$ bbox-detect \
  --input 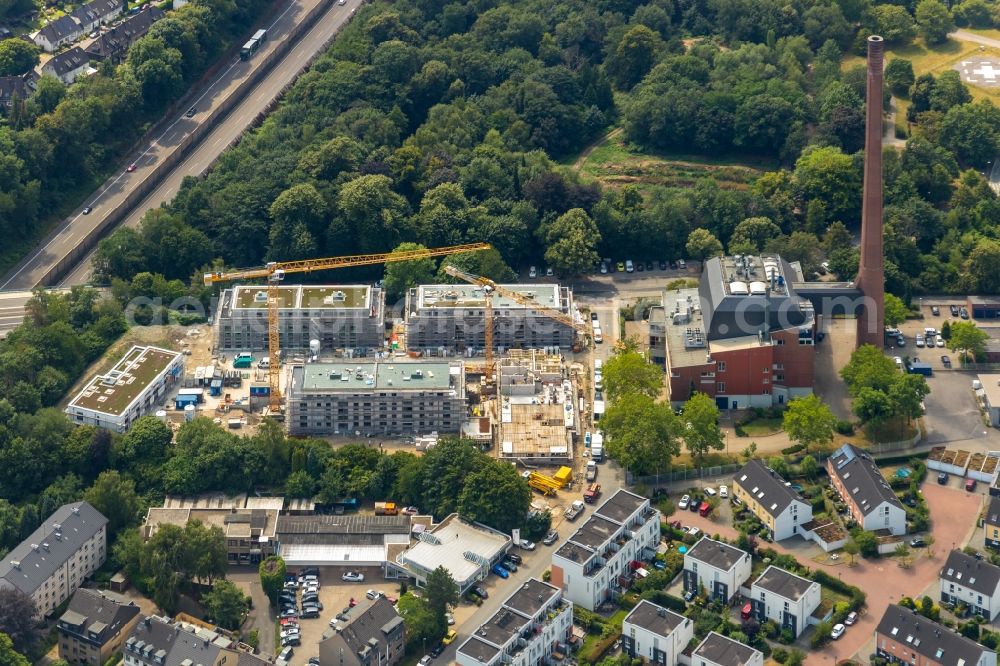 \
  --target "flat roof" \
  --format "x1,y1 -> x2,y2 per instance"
503,579 -> 560,618
567,514 -> 620,550
232,284 -> 372,310
400,514 -> 509,585
457,637 -> 502,664
752,565 -> 816,602
68,345 -> 180,416
416,283 -> 561,310
293,361 -> 460,392
473,608 -> 523,647
979,374 -> 1000,408
594,489 -> 647,524
624,600 -> 688,638
686,537 -> 748,572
